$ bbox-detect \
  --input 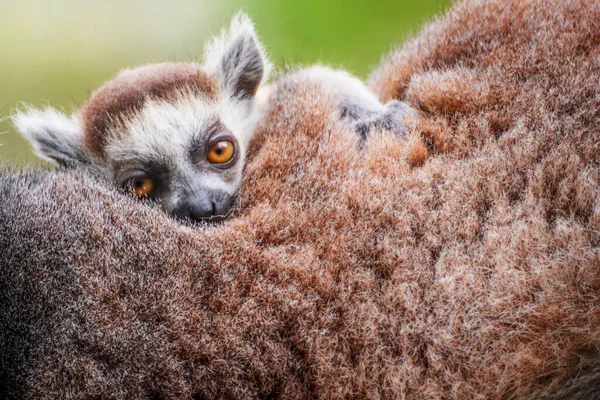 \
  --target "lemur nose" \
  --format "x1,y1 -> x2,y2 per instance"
173,190 -> 235,223
190,201 -> 216,221
174,199 -> 215,222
